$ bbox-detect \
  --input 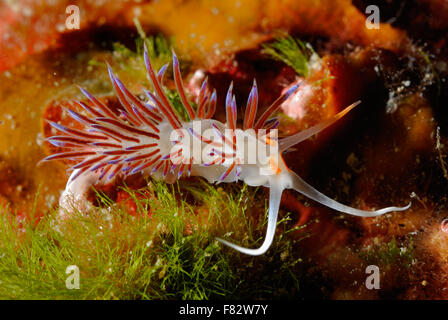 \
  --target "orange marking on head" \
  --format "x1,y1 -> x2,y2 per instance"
265,137 -> 275,146
279,154 -> 292,172
269,156 -> 282,175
